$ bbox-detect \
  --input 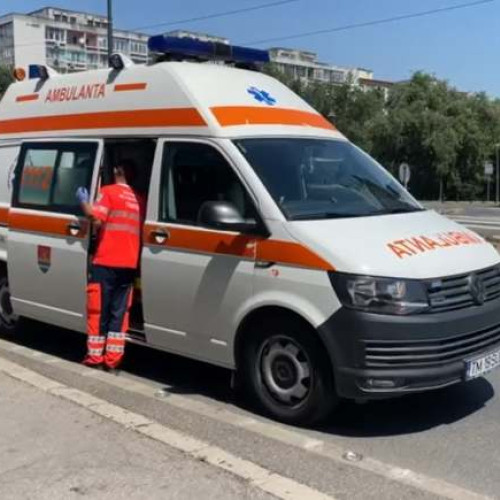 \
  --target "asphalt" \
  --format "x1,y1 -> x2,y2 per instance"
0,371 -> 273,500
1,321 -> 499,499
